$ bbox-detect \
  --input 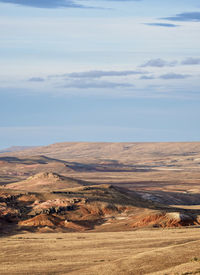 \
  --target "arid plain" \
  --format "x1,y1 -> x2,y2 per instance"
1,142 -> 200,274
